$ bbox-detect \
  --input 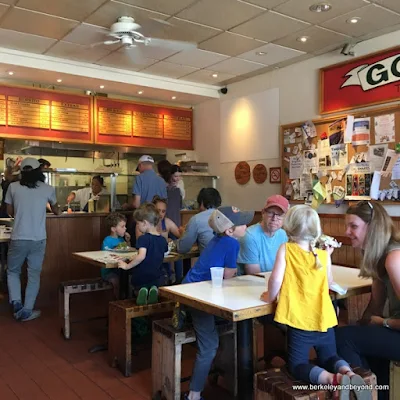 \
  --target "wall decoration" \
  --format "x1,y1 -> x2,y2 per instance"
235,161 -> 251,185
270,167 -> 281,184
252,164 -> 267,184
